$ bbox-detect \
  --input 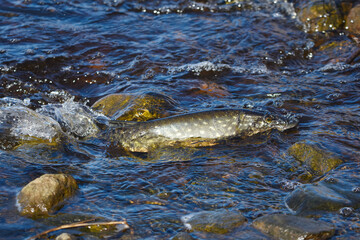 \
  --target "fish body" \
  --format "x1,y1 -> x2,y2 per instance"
108,109 -> 298,152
